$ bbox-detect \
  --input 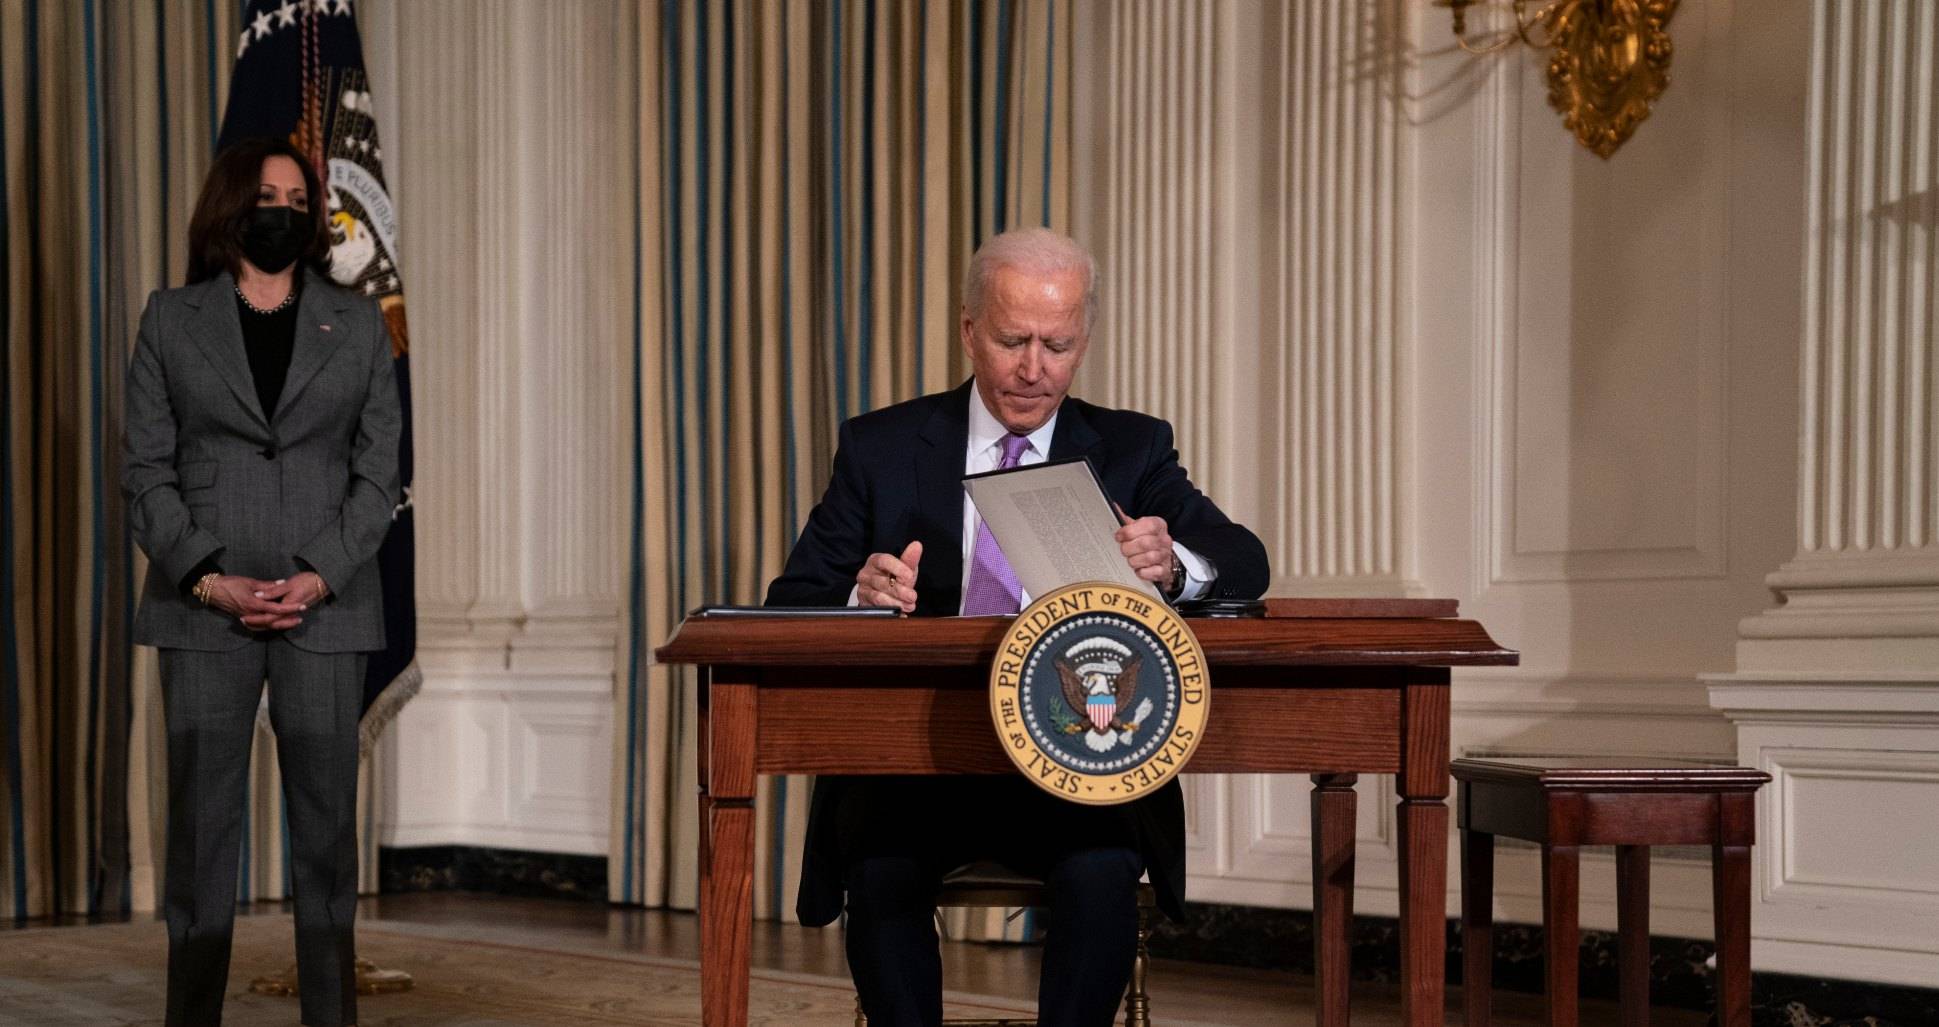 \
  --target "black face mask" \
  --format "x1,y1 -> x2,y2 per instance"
239,205 -> 310,275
